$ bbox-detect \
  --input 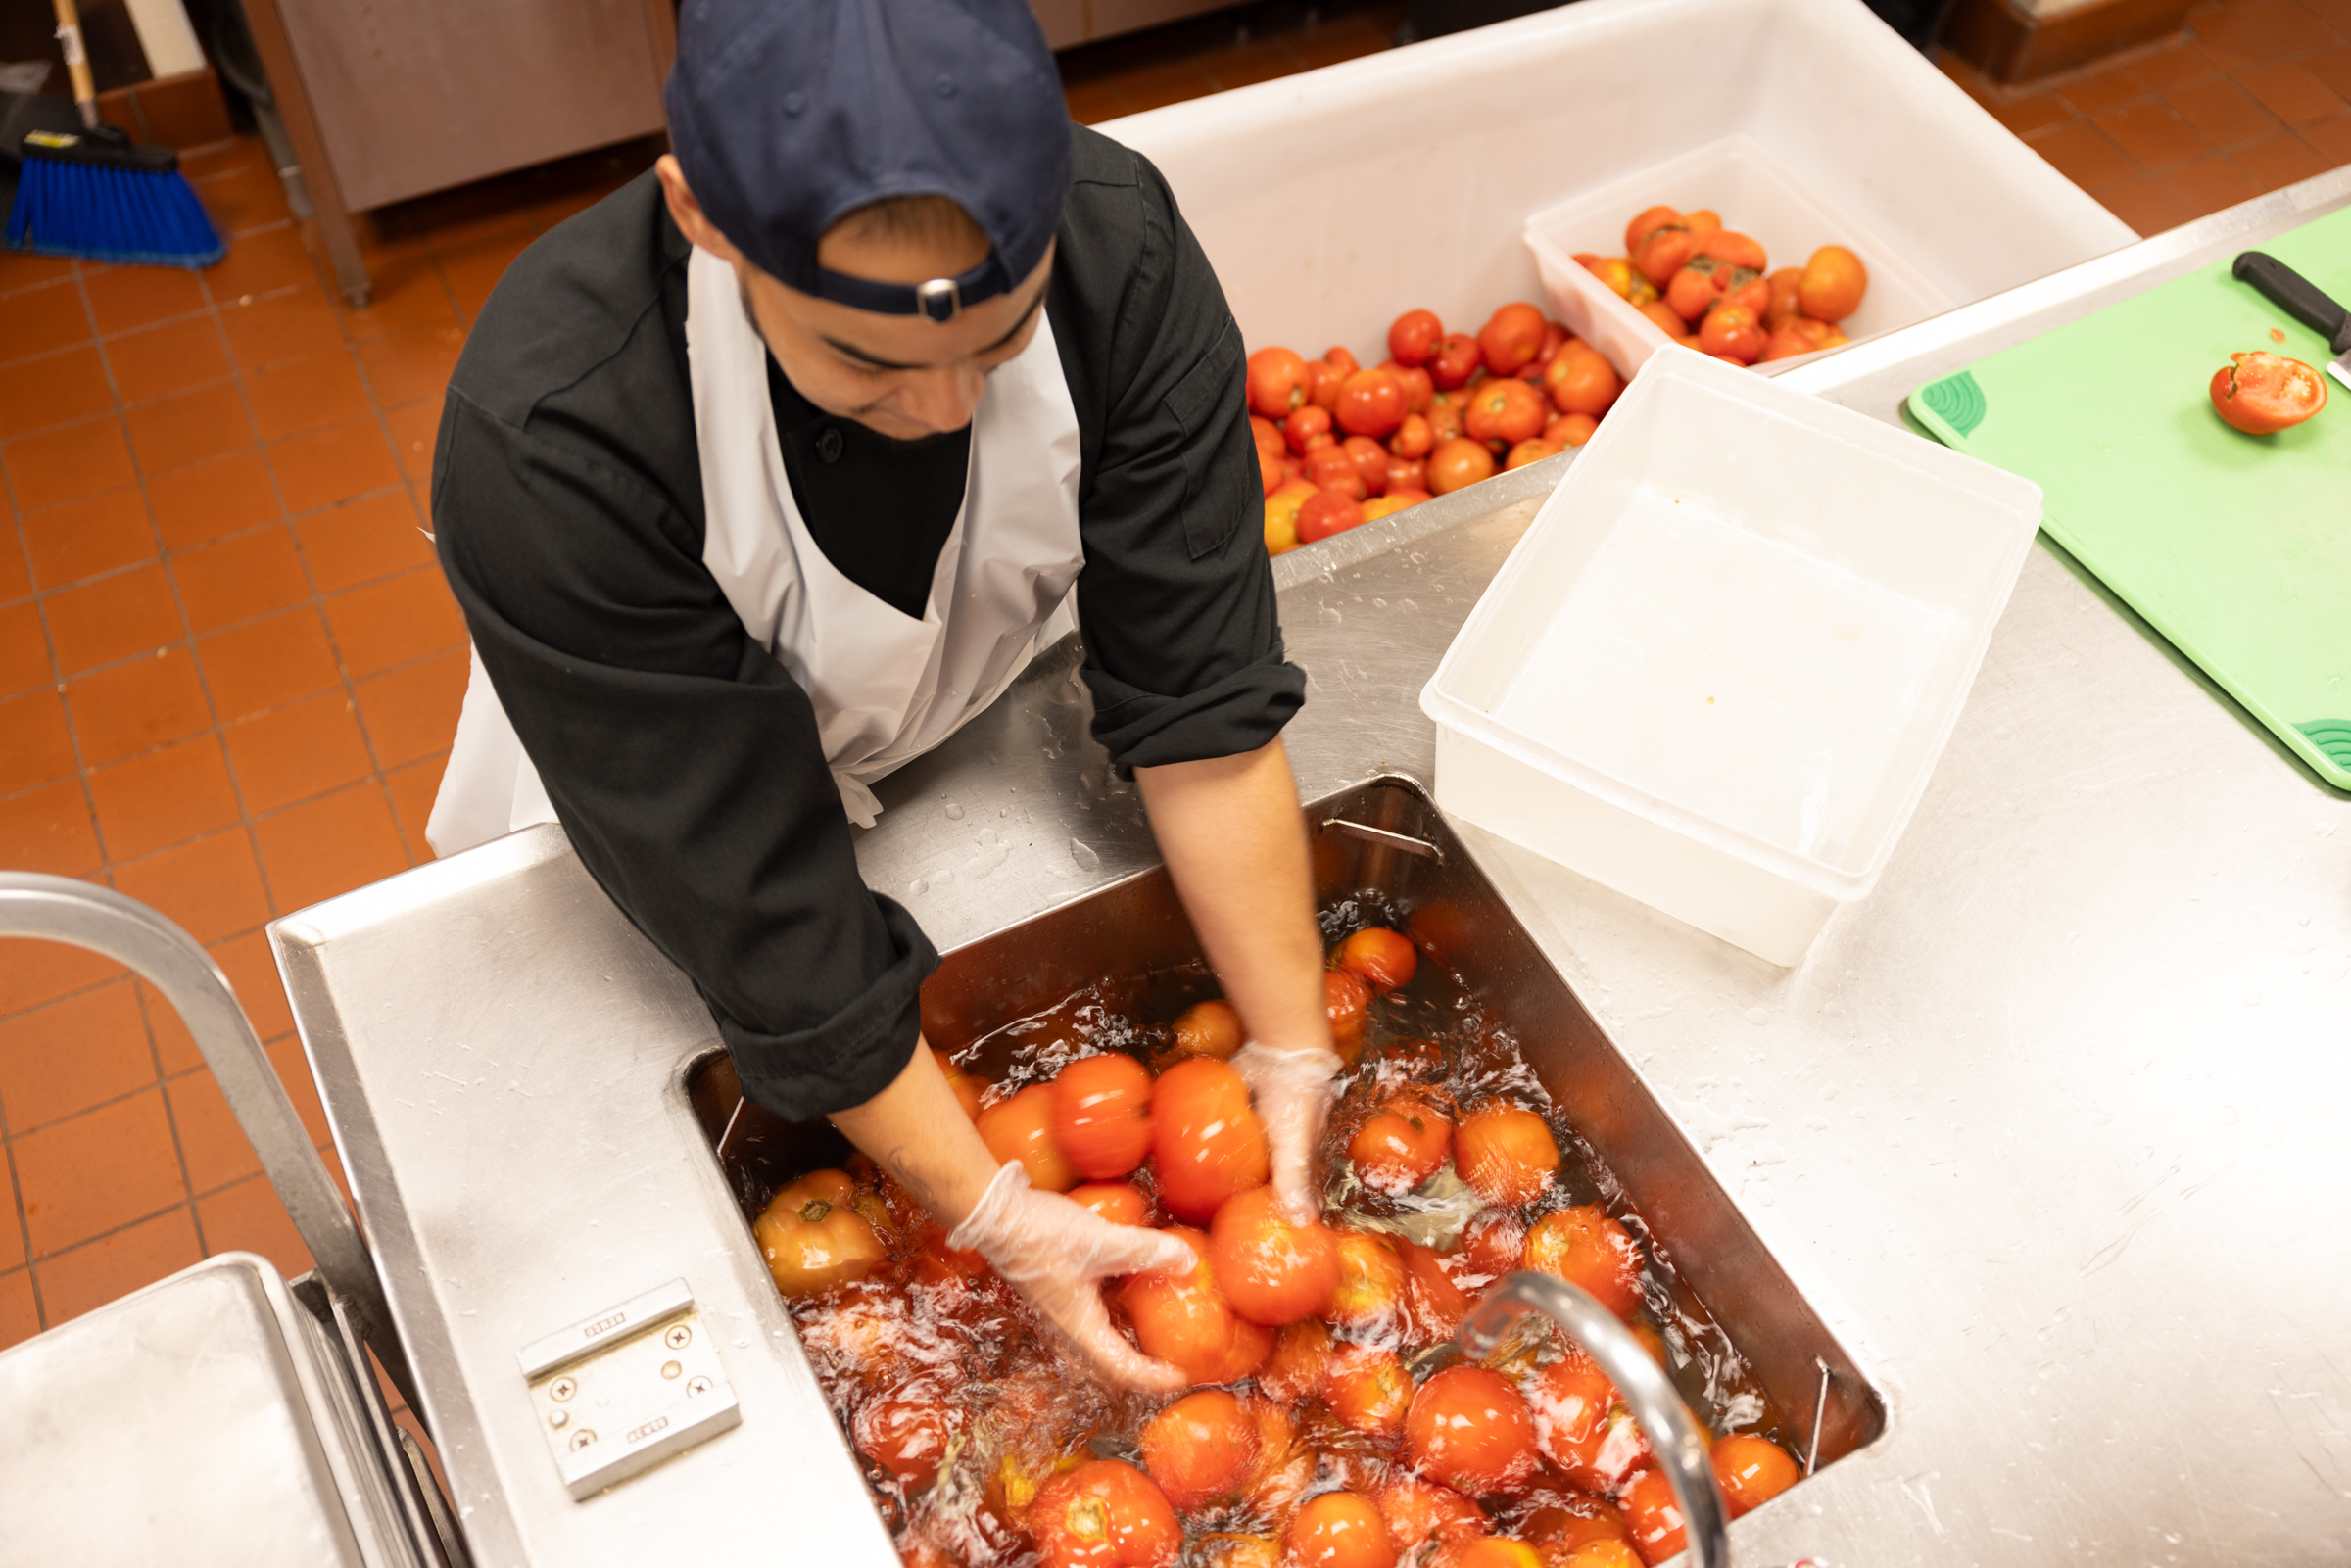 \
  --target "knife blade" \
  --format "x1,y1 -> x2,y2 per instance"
2231,250 -> 2351,395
